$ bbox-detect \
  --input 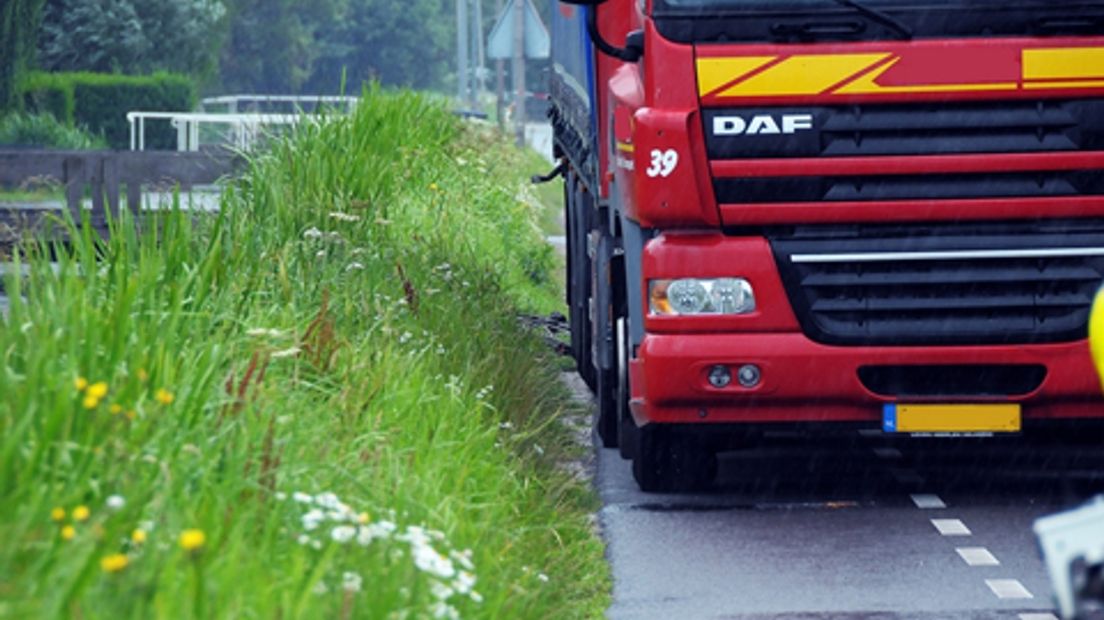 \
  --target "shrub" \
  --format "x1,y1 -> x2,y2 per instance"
21,72 -> 195,149
0,112 -> 106,149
